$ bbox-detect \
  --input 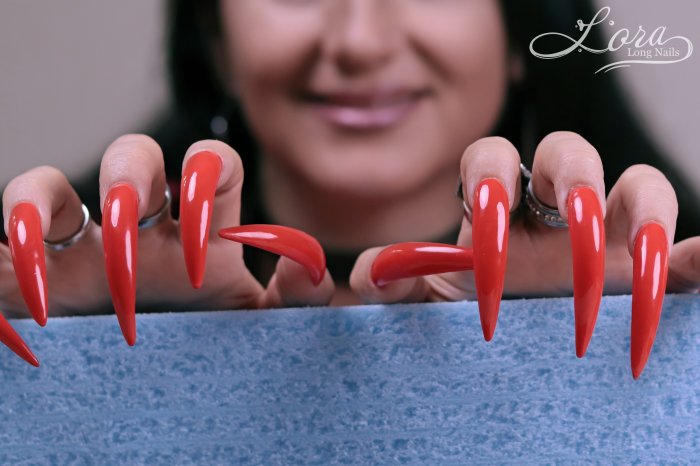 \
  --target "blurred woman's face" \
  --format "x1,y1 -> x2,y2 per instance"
221,0 -> 508,198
